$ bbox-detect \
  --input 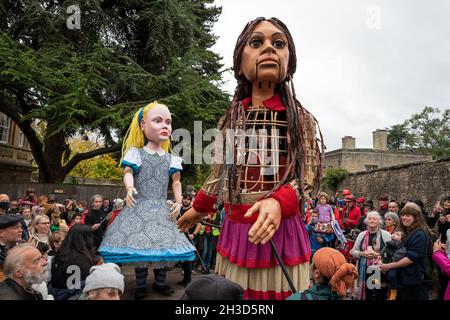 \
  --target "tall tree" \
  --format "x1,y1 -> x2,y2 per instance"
386,106 -> 450,159
0,0 -> 229,182
387,123 -> 409,150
